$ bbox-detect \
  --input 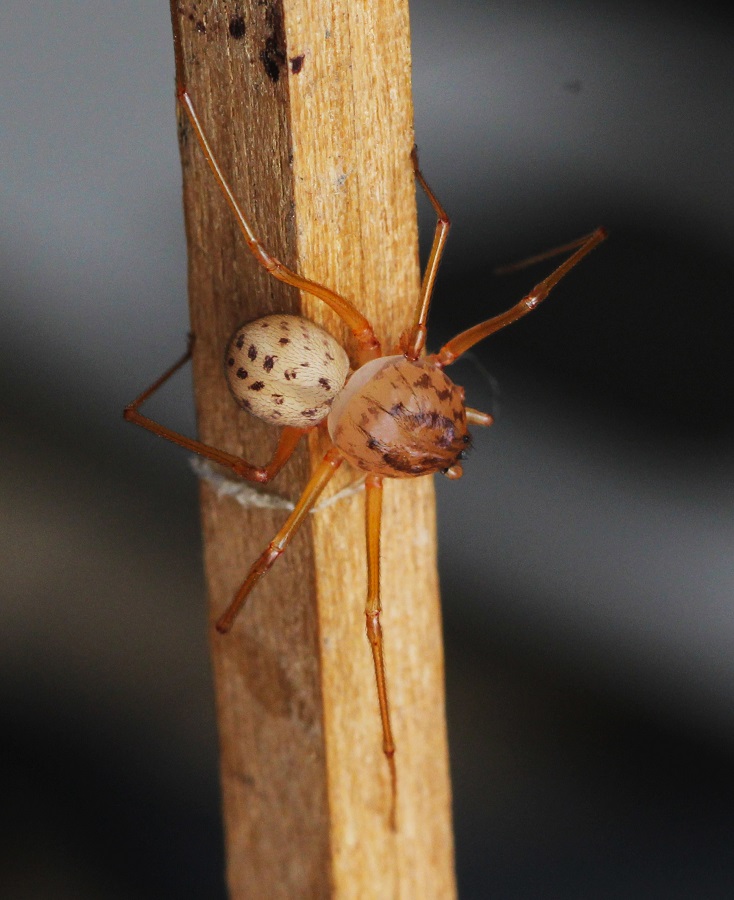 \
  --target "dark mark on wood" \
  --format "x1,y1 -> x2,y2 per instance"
260,4 -> 286,82
228,15 -> 245,39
